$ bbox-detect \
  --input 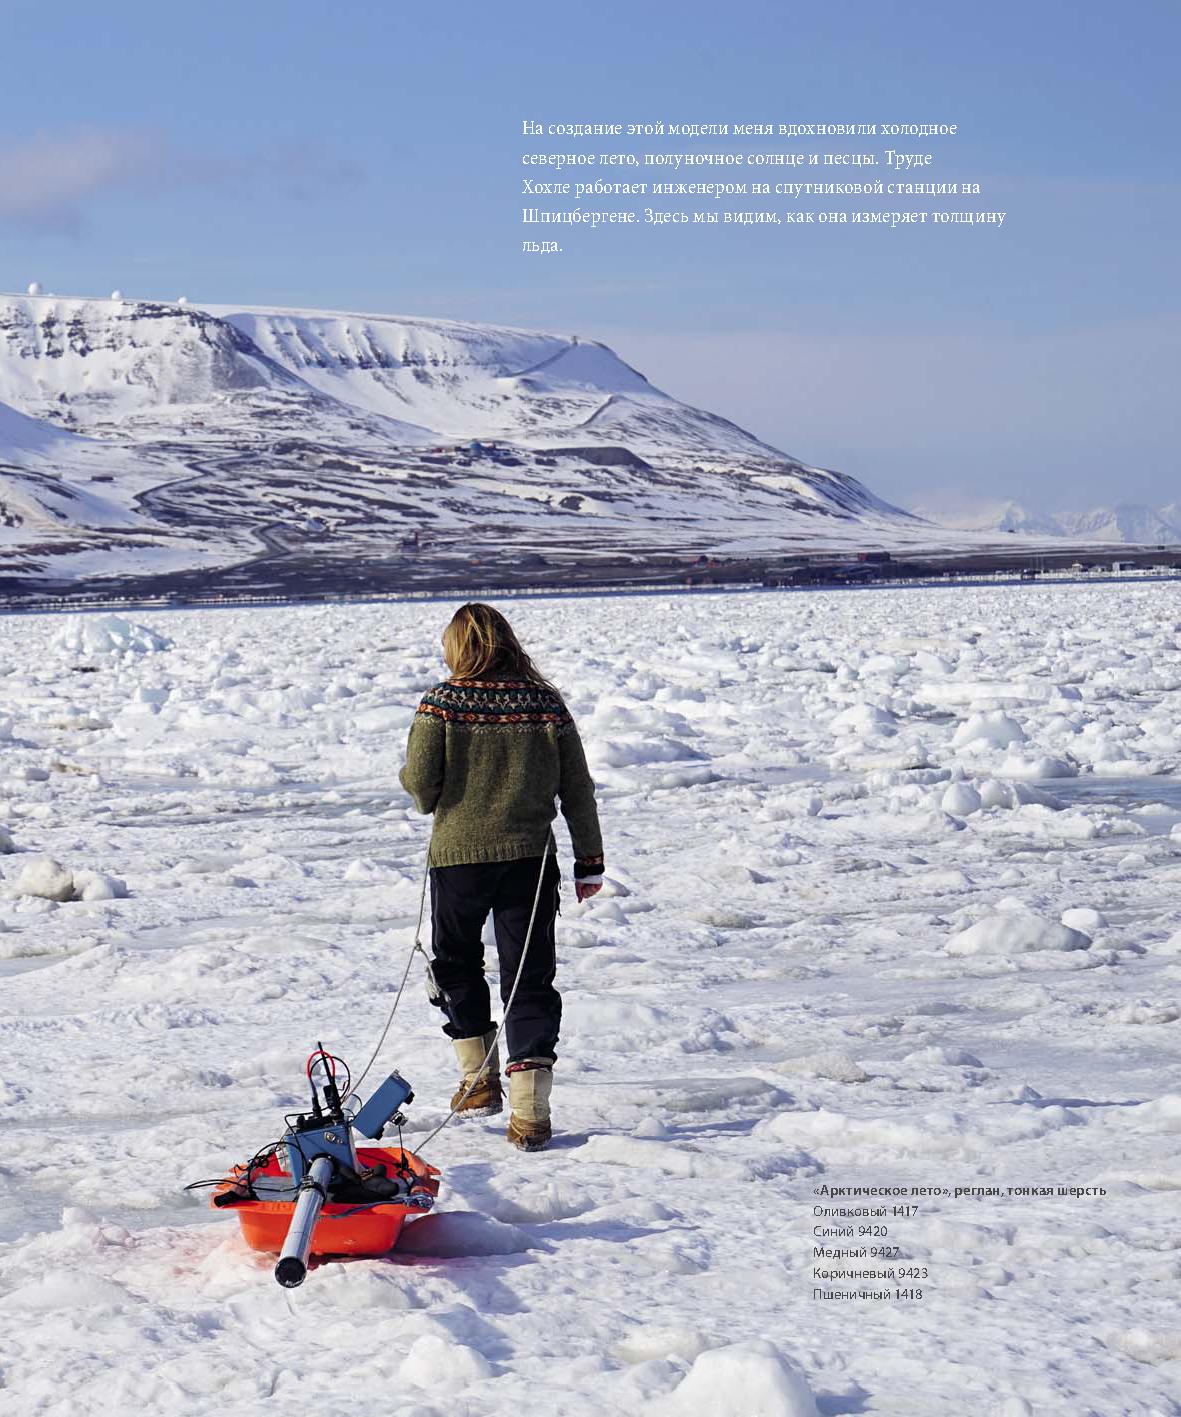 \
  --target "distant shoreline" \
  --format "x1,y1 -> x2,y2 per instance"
3,552 -> 1179,618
